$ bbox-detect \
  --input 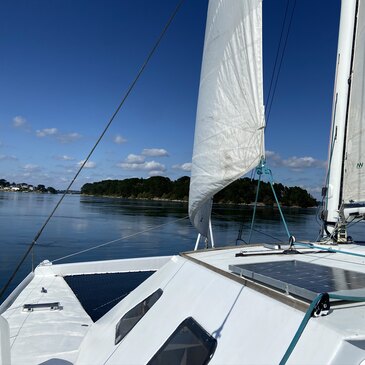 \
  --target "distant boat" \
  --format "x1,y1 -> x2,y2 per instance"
2,0 -> 365,364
